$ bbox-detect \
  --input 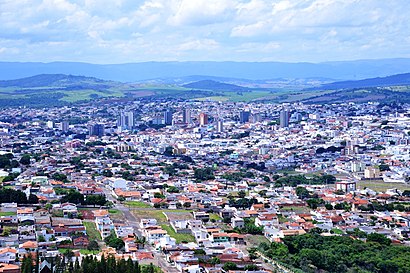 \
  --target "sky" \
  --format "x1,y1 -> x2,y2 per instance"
1,0 -> 410,64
